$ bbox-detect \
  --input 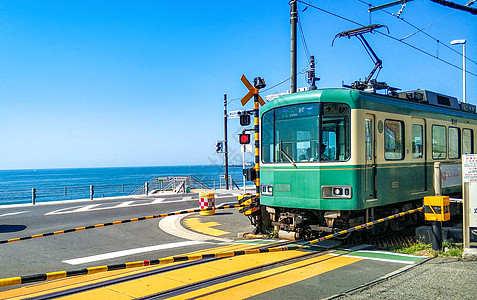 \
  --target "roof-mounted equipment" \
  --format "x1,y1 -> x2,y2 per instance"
332,24 -> 399,95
